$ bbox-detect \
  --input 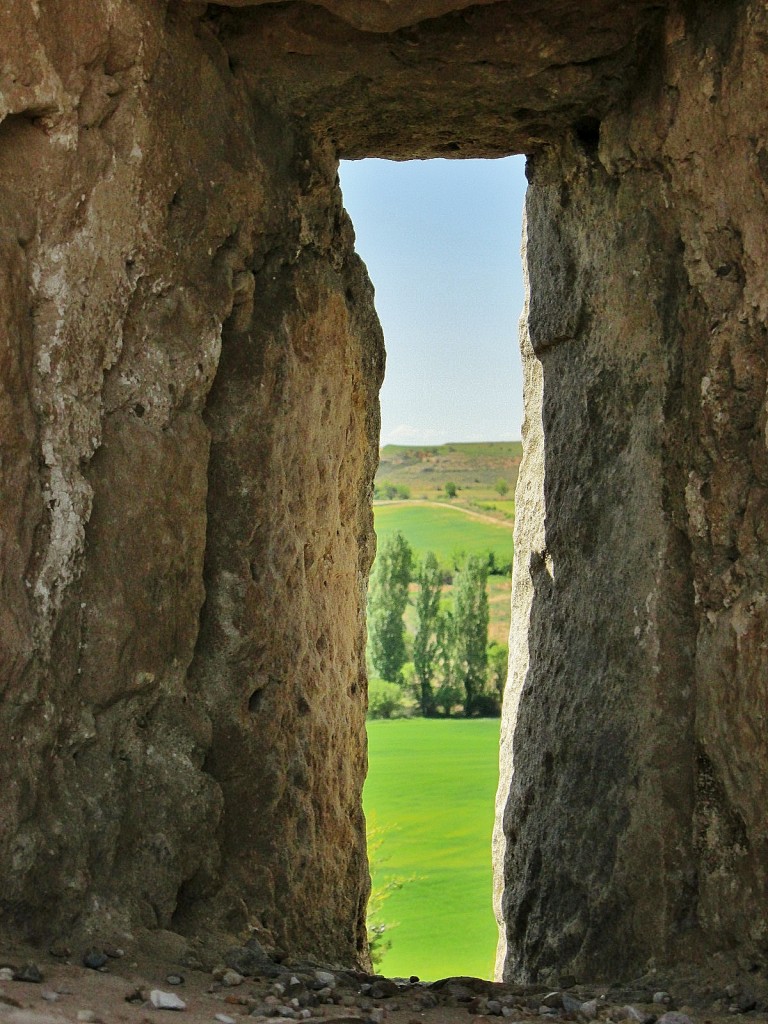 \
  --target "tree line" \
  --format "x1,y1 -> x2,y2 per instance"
366,533 -> 508,719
